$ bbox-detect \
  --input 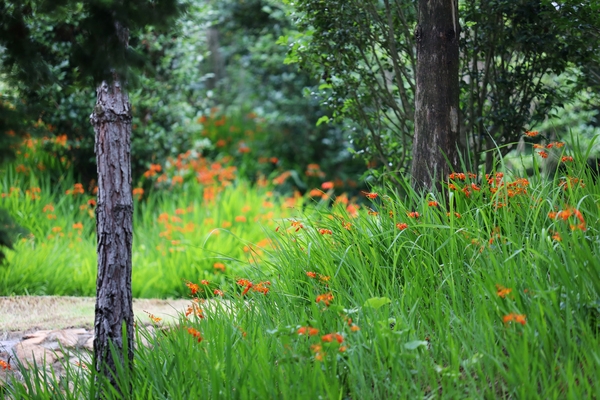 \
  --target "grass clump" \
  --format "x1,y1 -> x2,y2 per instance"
1,133 -> 599,398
